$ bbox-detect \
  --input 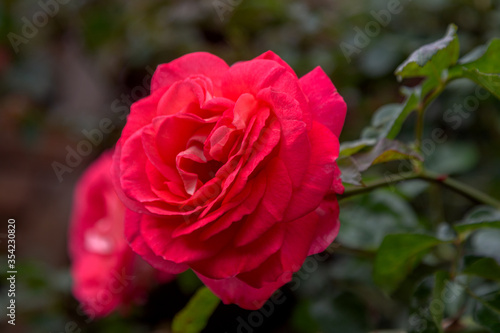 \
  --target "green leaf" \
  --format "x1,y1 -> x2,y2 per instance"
395,24 -> 459,81
430,271 -> 449,332
361,91 -> 419,140
409,277 -> 442,333
373,234 -> 443,293
172,286 -> 220,333
454,220 -> 500,236
338,139 -> 421,186
472,291 -> 500,332
461,69 -> 500,100
462,257 -> 500,282
453,206 -> 500,239
339,138 -> 377,157
337,156 -> 363,186
449,39 -> 500,99
462,206 -> 500,222
458,38 -> 500,73
338,191 -> 420,250
352,138 -> 422,172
